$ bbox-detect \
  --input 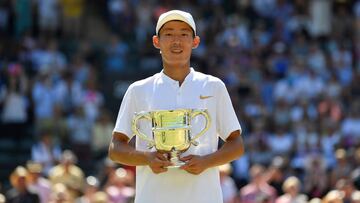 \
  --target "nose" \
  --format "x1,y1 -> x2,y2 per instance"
172,35 -> 181,43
